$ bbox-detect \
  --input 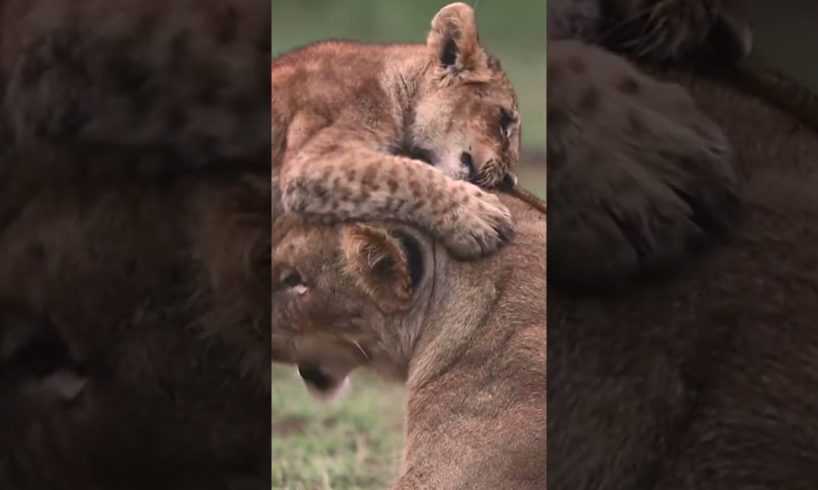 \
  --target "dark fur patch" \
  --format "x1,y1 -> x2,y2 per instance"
388,143 -> 436,165
619,76 -> 641,94
578,87 -> 600,112
396,233 -> 424,289
441,37 -> 458,68
212,6 -> 239,45
0,152 -> 271,486
0,301 -> 77,380
486,53 -> 503,73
